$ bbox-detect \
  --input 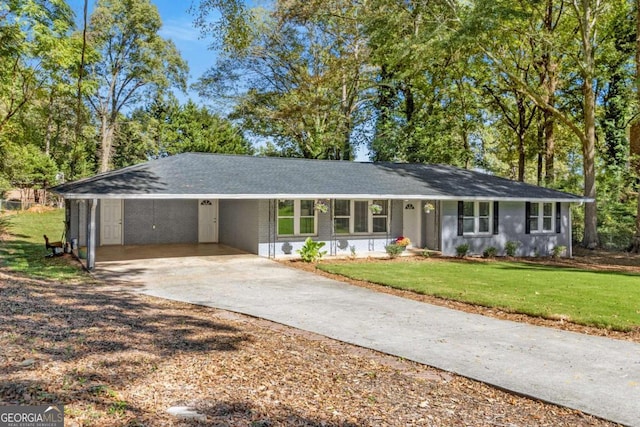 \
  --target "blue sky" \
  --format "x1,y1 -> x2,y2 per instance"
68,0 -> 215,103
